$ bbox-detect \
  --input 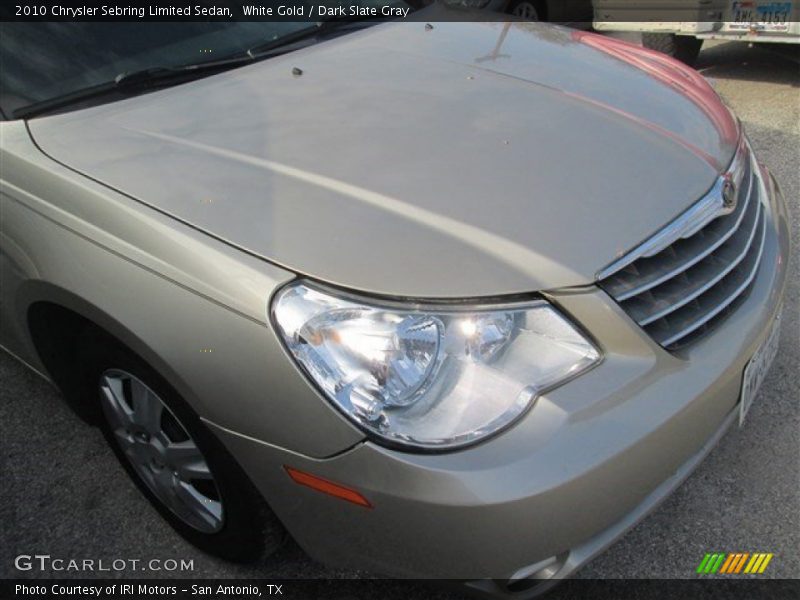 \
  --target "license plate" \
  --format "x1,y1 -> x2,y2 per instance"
740,312 -> 781,426
727,1 -> 793,32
